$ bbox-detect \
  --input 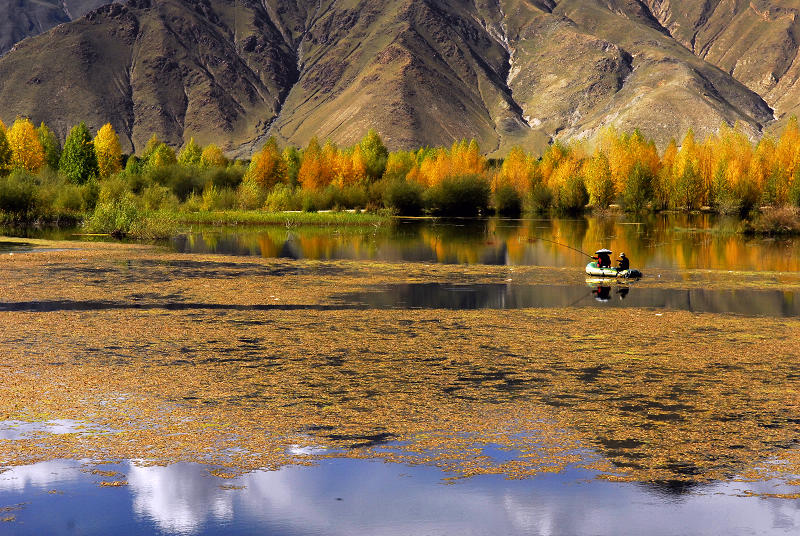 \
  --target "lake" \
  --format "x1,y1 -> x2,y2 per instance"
1,214 -> 799,535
